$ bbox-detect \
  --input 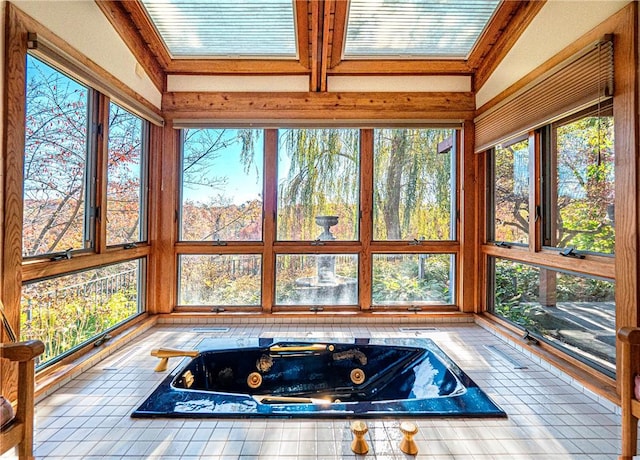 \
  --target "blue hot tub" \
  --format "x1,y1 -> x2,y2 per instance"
132,338 -> 506,418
